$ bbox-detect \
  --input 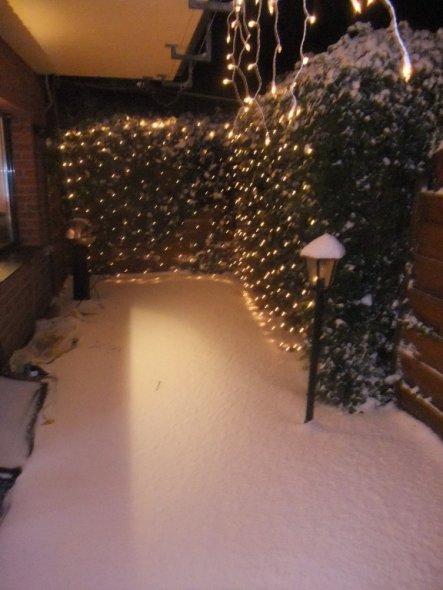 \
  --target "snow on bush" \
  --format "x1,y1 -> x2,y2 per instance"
229,22 -> 443,409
